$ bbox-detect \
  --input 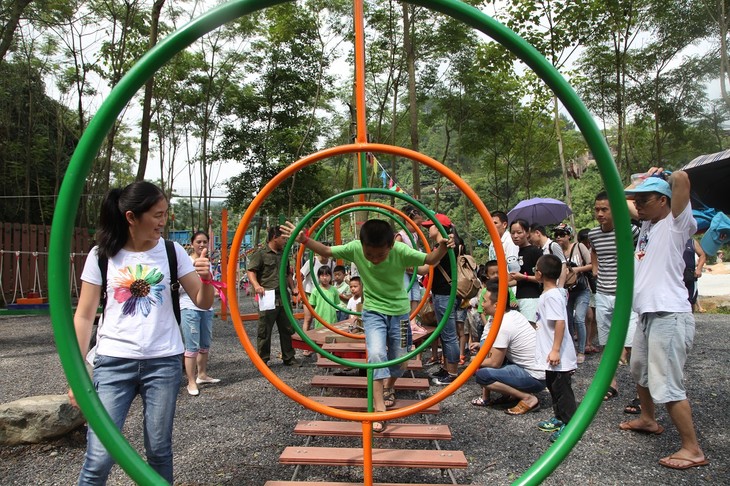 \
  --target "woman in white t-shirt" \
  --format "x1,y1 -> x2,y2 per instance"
70,182 -> 214,485
180,231 -> 219,396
